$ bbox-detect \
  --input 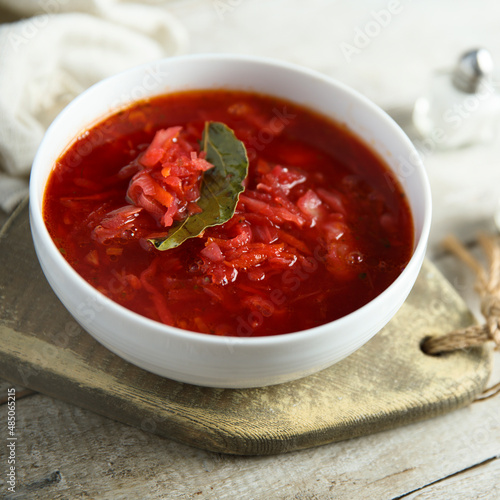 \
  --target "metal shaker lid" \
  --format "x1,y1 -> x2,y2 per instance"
452,48 -> 494,93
